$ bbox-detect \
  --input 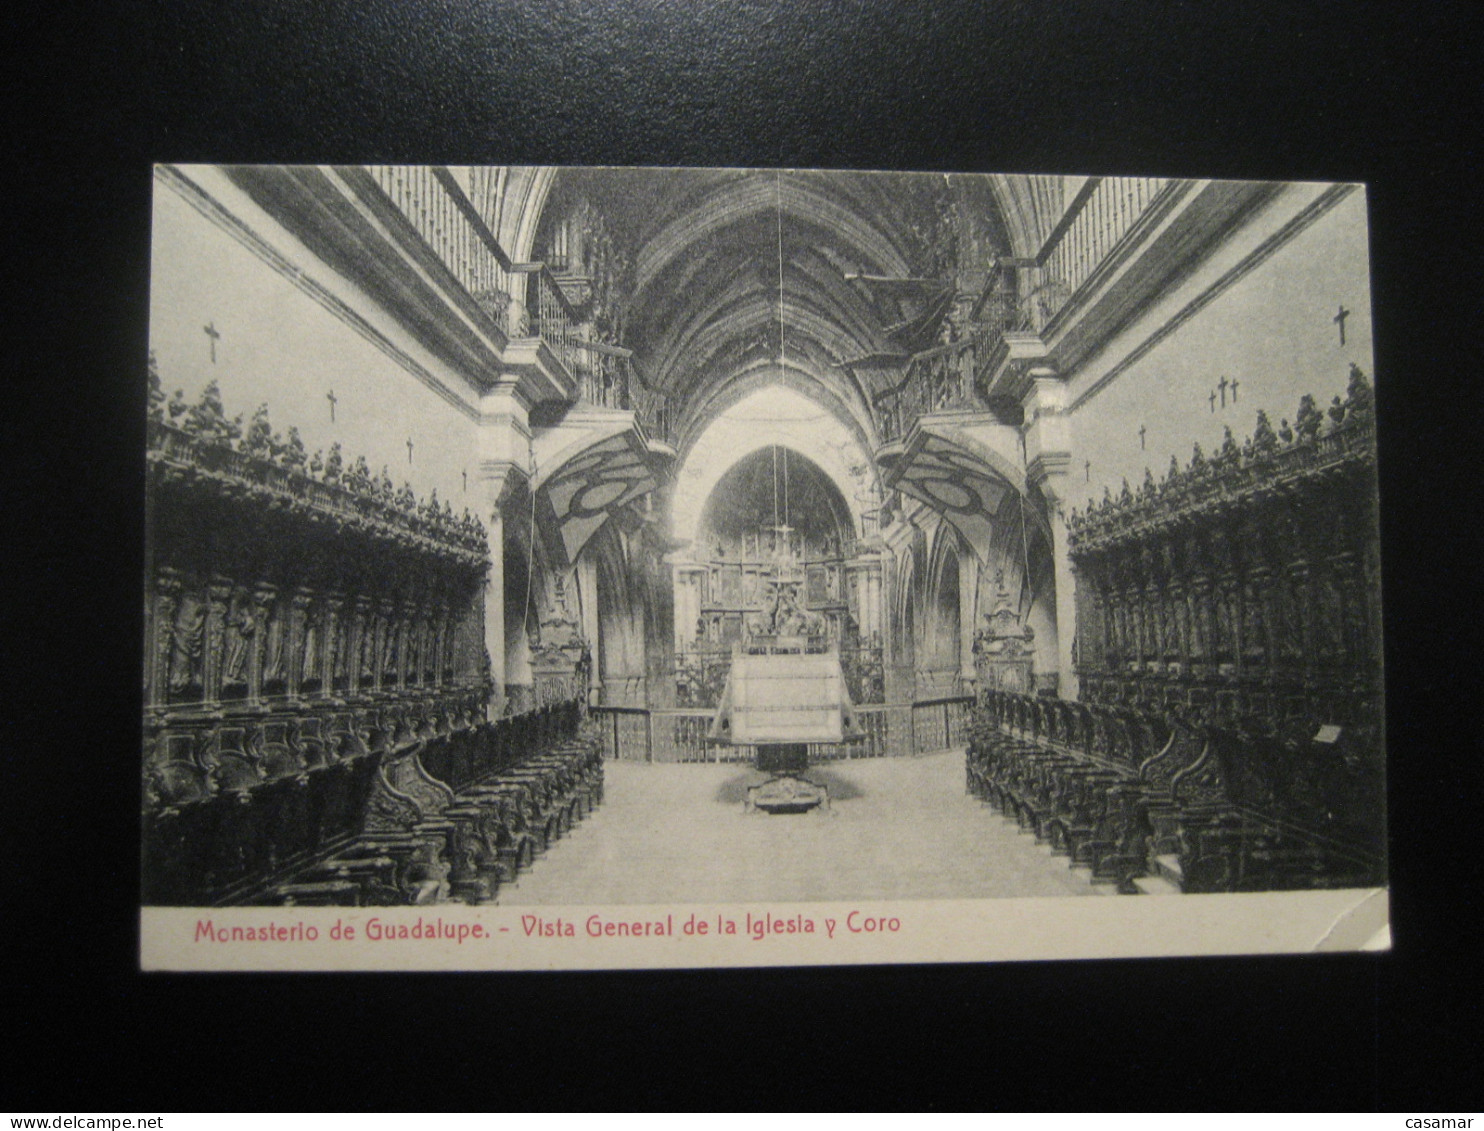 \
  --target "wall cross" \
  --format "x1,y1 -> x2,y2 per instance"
326,389 -> 337,422
406,437 -> 415,464
202,322 -> 221,363
1334,305 -> 1350,346
462,469 -> 468,493
1139,424 -> 1147,450
1217,375 -> 1229,408
1230,378 -> 1240,403
1084,459 -> 1091,482
1208,390 -> 1217,413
